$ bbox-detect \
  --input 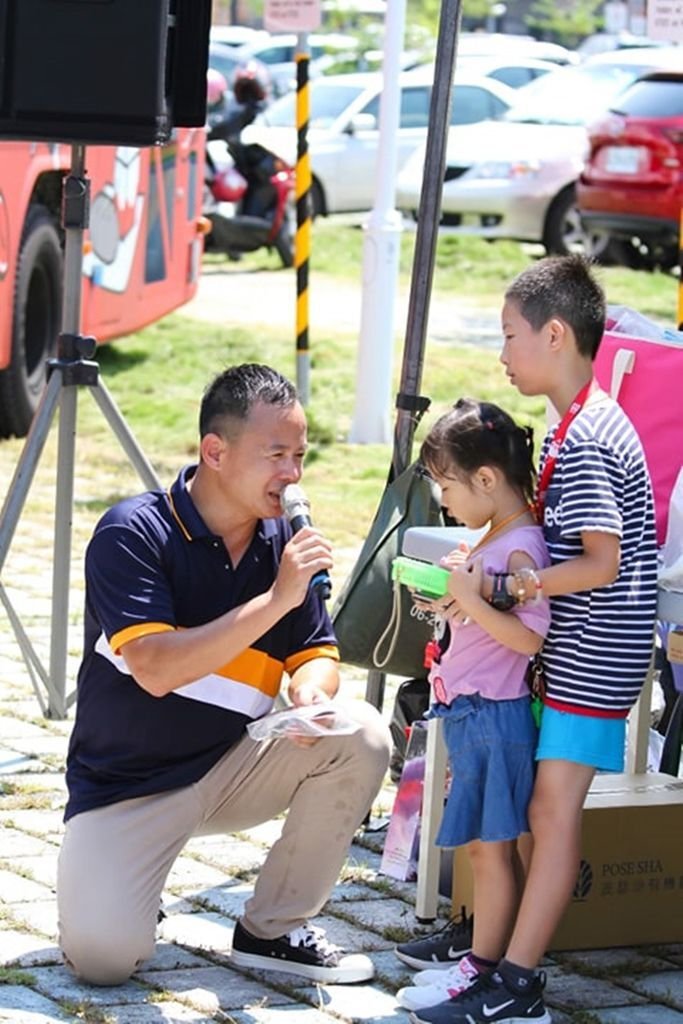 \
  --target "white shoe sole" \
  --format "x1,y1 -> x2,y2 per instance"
410,1010 -> 552,1024
231,947 -> 374,984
